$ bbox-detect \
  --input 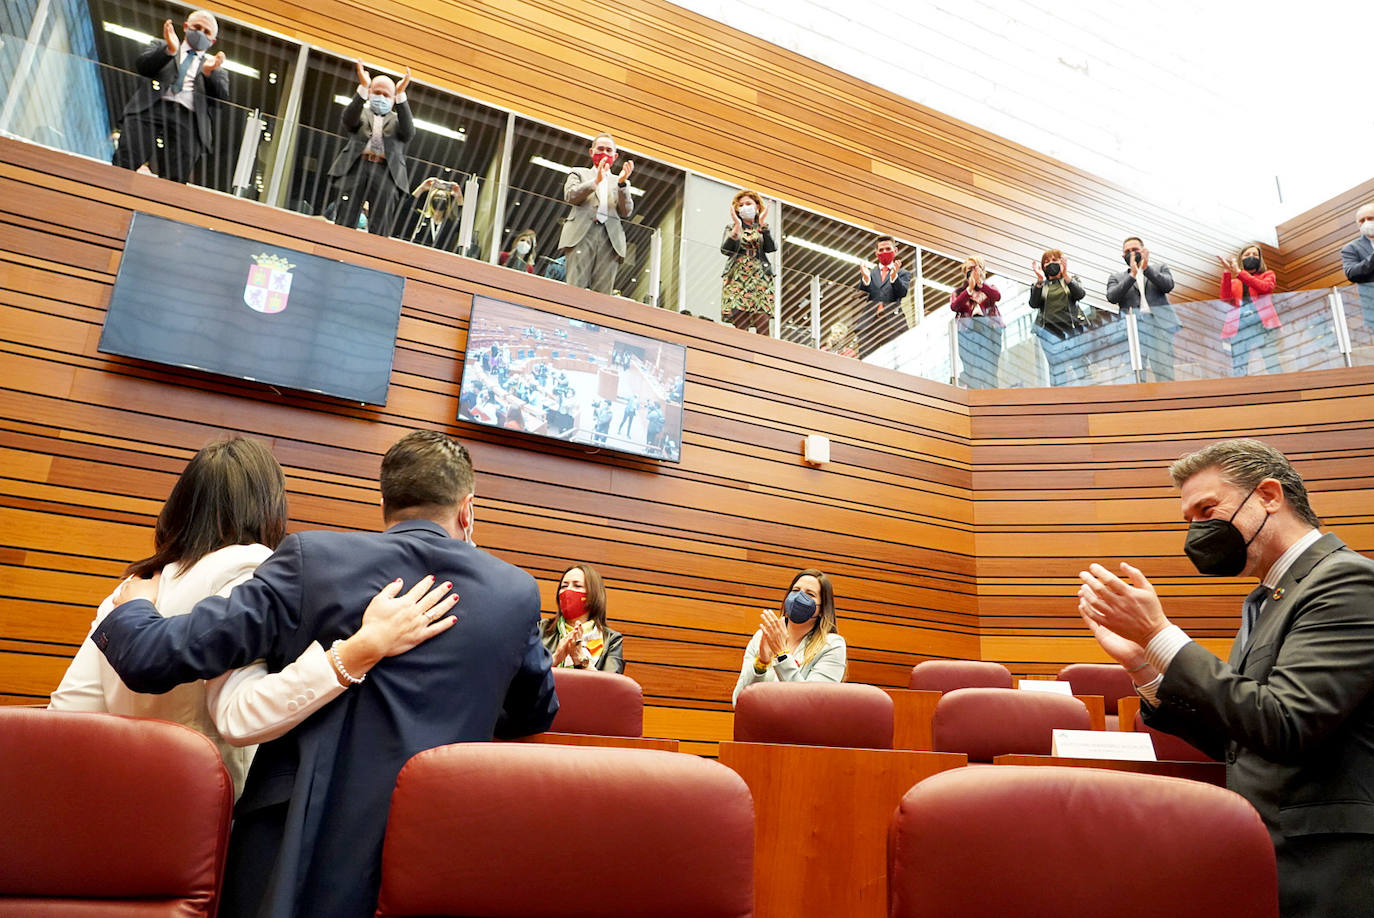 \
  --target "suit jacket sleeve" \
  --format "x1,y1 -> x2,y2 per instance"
1341,240 -> 1374,283
565,169 -> 596,205
597,631 -> 625,675
340,93 -> 364,134
394,98 -> 414,143
93,535 -> 306,694
203,64 -> 229,101
891,267 -> 911,301
493,580 -> 558,738
1067,277 -> 1087,302
135,41 -> 174,78
1028,282 -> 1045,311
1105,270 -> 1130,305
1150,554 -> 1374,765
1145,264 -> 1174,295
615,181 -> 634,218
